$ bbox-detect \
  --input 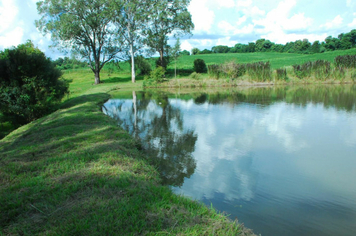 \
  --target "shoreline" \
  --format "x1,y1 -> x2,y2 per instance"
0,90 -> 256,235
